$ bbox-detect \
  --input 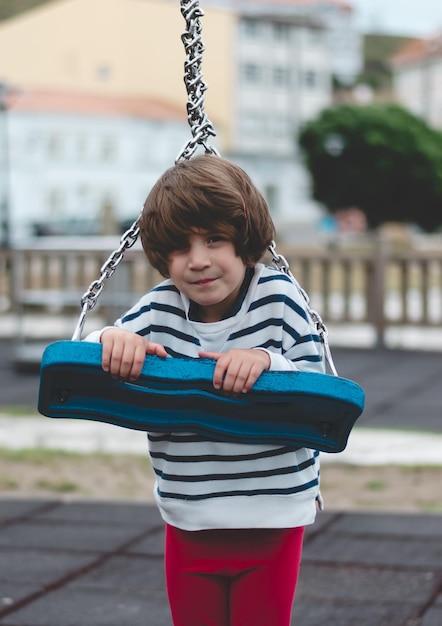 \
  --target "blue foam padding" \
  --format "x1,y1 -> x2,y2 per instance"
38,341 -> 365,452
